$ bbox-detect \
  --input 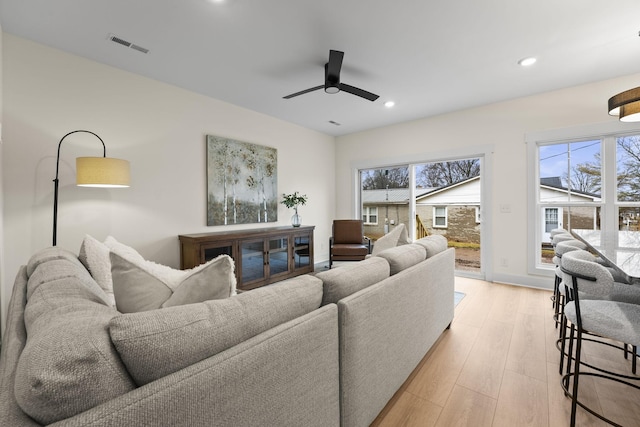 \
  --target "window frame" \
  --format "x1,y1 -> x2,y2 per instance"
526,122 -> 640,277
433,206 -> 448,228
362,206 -> 378,225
